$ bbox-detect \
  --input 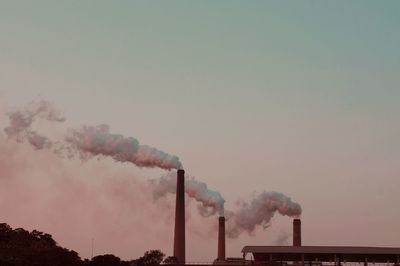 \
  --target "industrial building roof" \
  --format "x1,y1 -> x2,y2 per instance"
242,246 -> 400,263
242,246 -> 400,255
